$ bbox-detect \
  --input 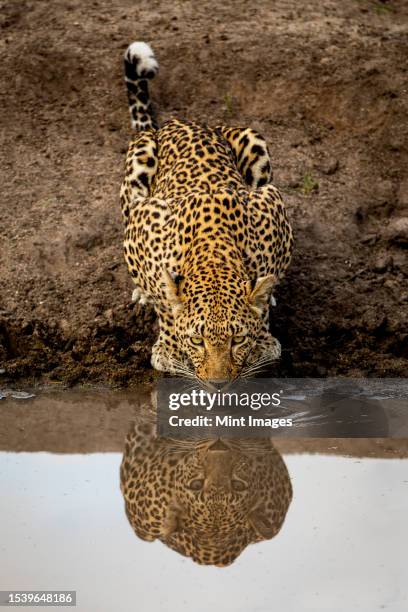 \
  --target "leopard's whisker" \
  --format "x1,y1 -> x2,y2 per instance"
240,354 -> 276,373
240,361 -> 274,378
